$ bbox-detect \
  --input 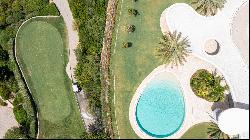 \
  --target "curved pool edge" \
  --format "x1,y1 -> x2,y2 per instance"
129,65 -> 188,139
